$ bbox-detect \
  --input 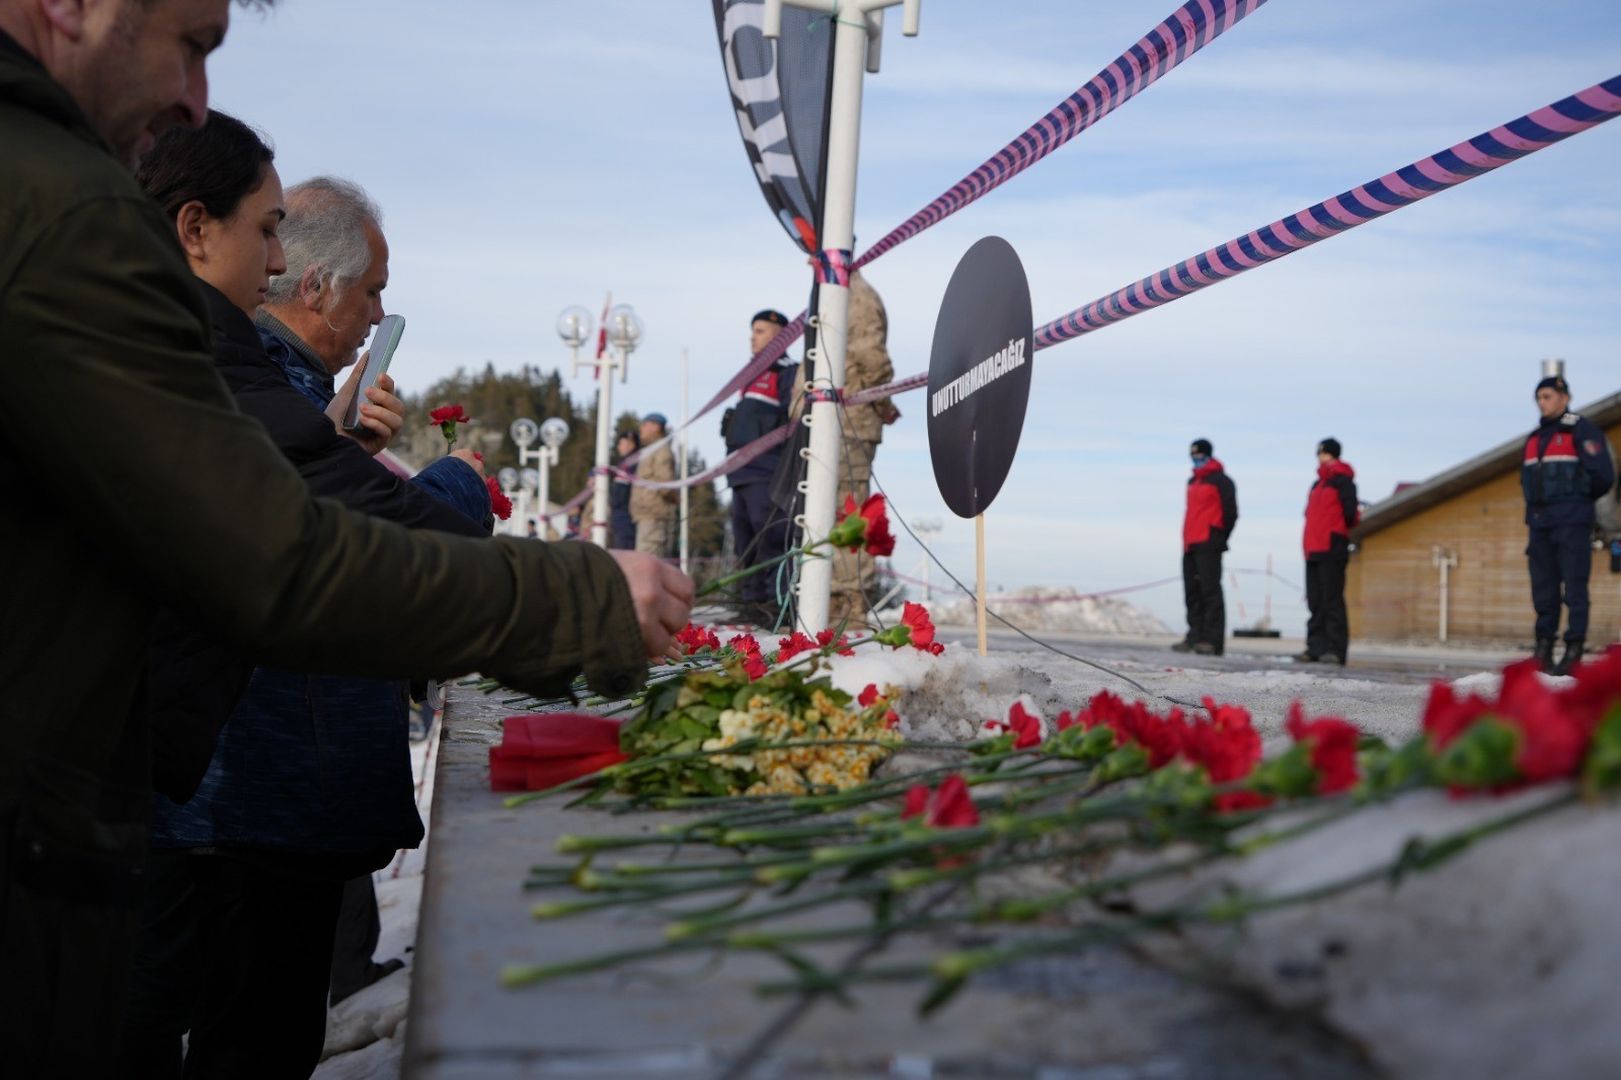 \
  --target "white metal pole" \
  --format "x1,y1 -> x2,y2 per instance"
538,454 -> 551,541
590,351 -> 615,547
680,348 -> 691,574
512,490 -> 529,538
792,5 -> 871,634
